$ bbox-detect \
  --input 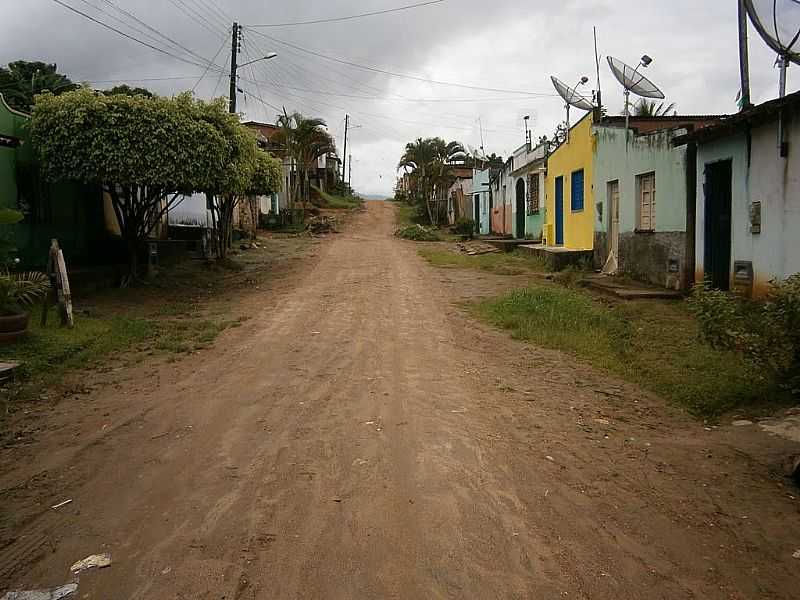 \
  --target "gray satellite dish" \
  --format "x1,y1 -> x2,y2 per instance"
607,55 -> 666,143
607,56 -> 665,102
745,0 -> 800,97
551,76 -> 595,111
551,75 -> 594,143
